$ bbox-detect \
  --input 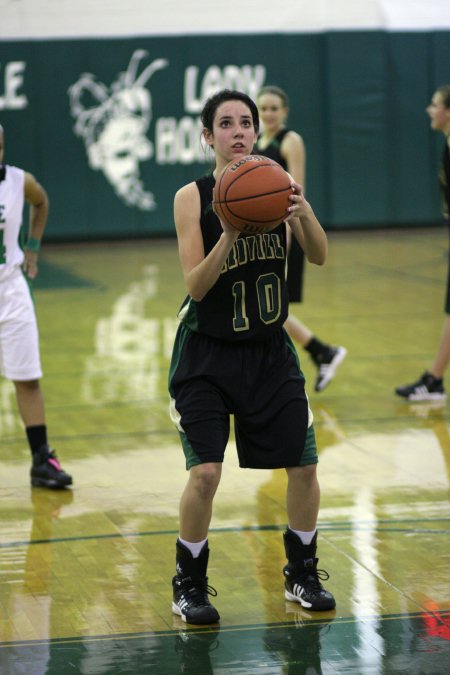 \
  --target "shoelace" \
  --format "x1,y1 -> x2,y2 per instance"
297,567 -> 330,591
47,451 -> 63,472
181,576 -> 218,604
